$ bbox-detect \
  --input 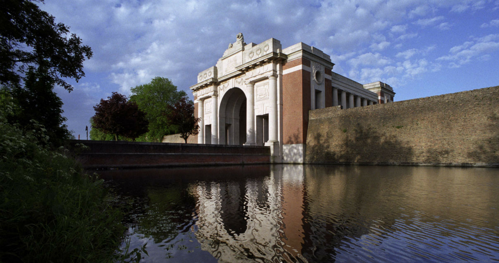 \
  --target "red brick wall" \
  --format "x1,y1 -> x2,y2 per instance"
282,60 -> 311,145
